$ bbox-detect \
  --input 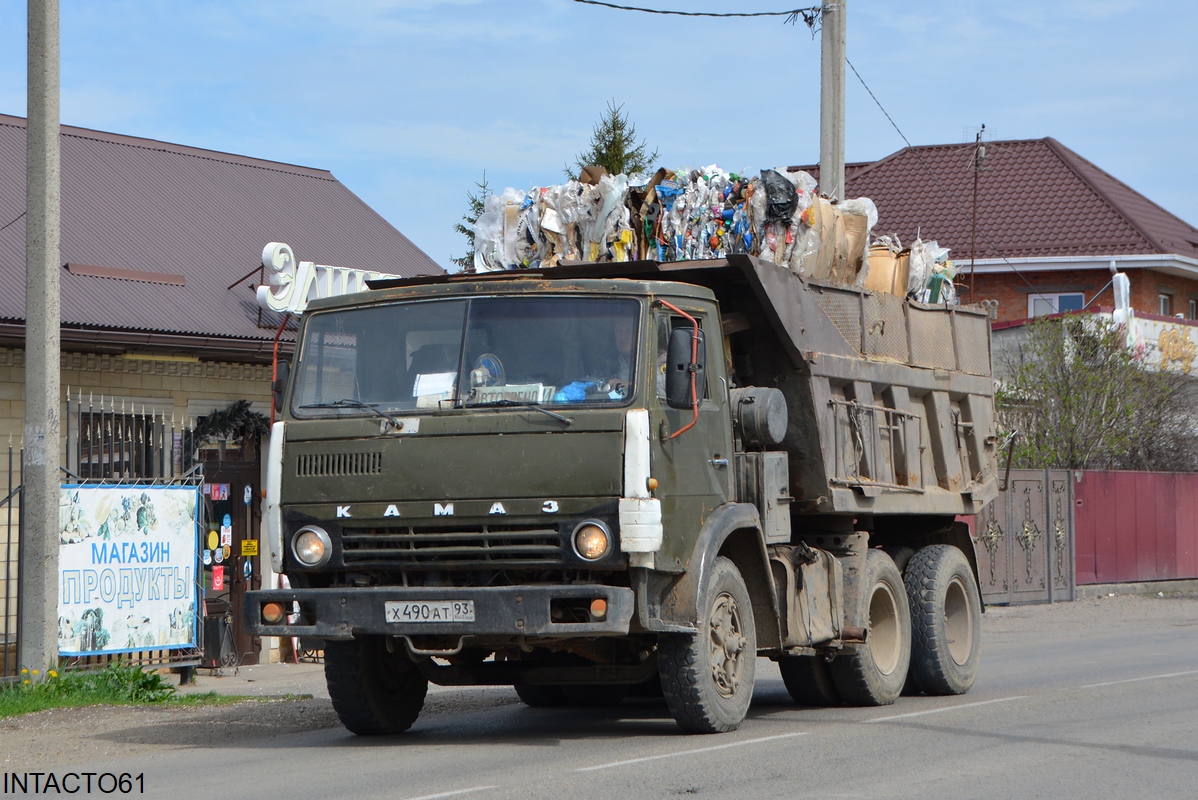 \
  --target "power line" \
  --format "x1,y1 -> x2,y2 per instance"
846,57 -> 1043,297
571,0 -> 820,25
584,1 -> 1039,303
0,211 -> 25,234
